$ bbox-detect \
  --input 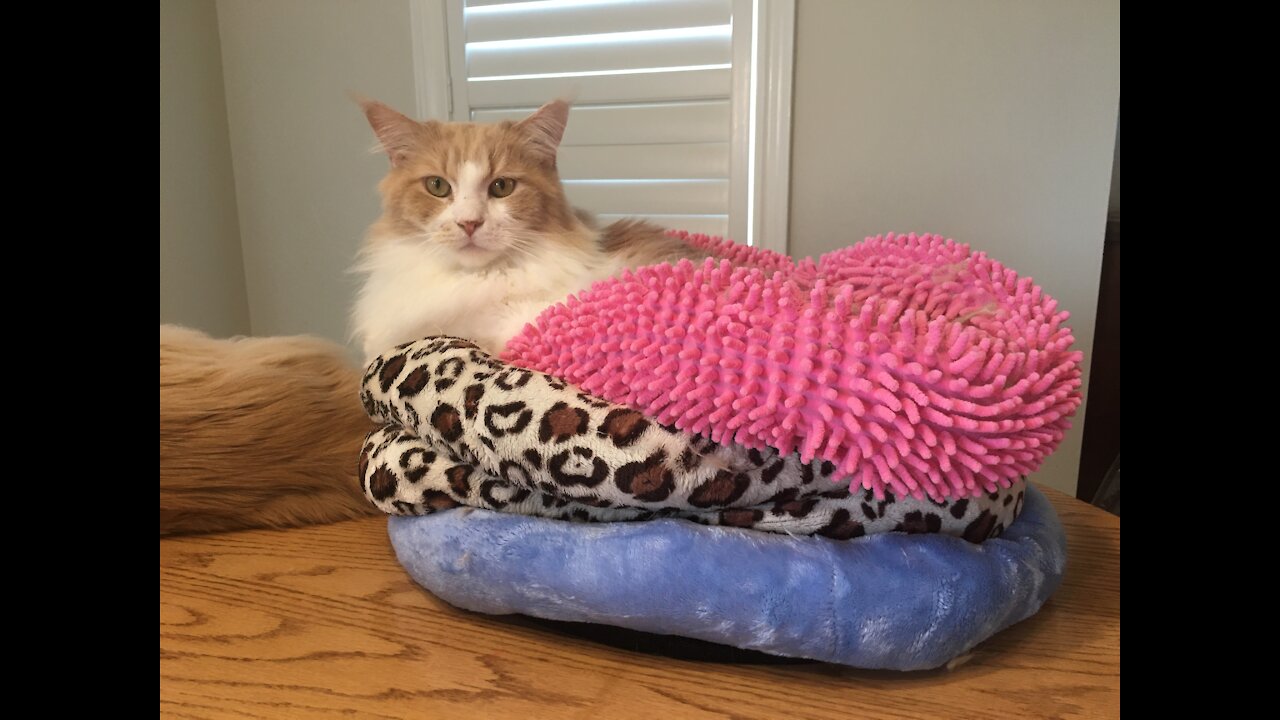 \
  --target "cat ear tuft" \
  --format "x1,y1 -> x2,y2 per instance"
360,99 -> 419,167
514,99 -> 570,163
